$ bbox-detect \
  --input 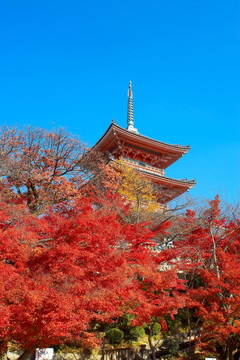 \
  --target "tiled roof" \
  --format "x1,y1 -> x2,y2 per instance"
112,121 -> 191,150
134,166 -> 196,186
92,121 -> 190,151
